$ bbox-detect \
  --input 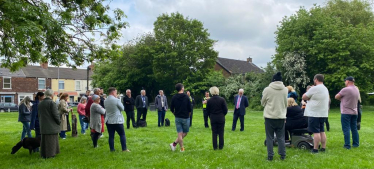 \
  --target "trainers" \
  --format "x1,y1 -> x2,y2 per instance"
180,147 -> 185,152
100,135 -> 104,138
311,149 -> 318,154
169,143 -> 176,151
267,156 -> 273,161
123,149 -> 131,152
280,156 -> 286,160
320,148 -> 326,152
